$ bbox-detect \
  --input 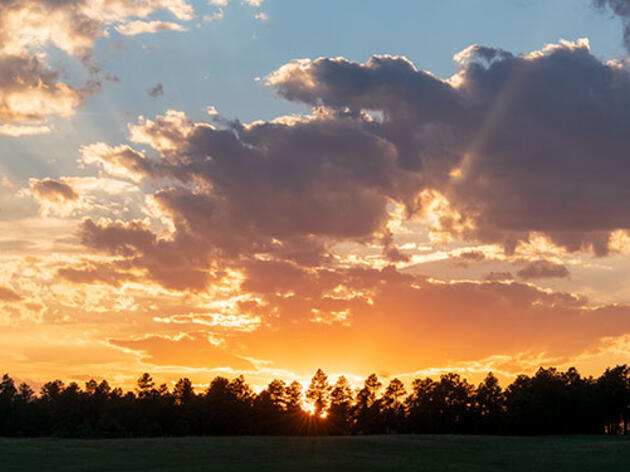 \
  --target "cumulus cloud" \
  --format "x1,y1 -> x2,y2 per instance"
267,40 -> 630,255
78,106 -> 426,289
